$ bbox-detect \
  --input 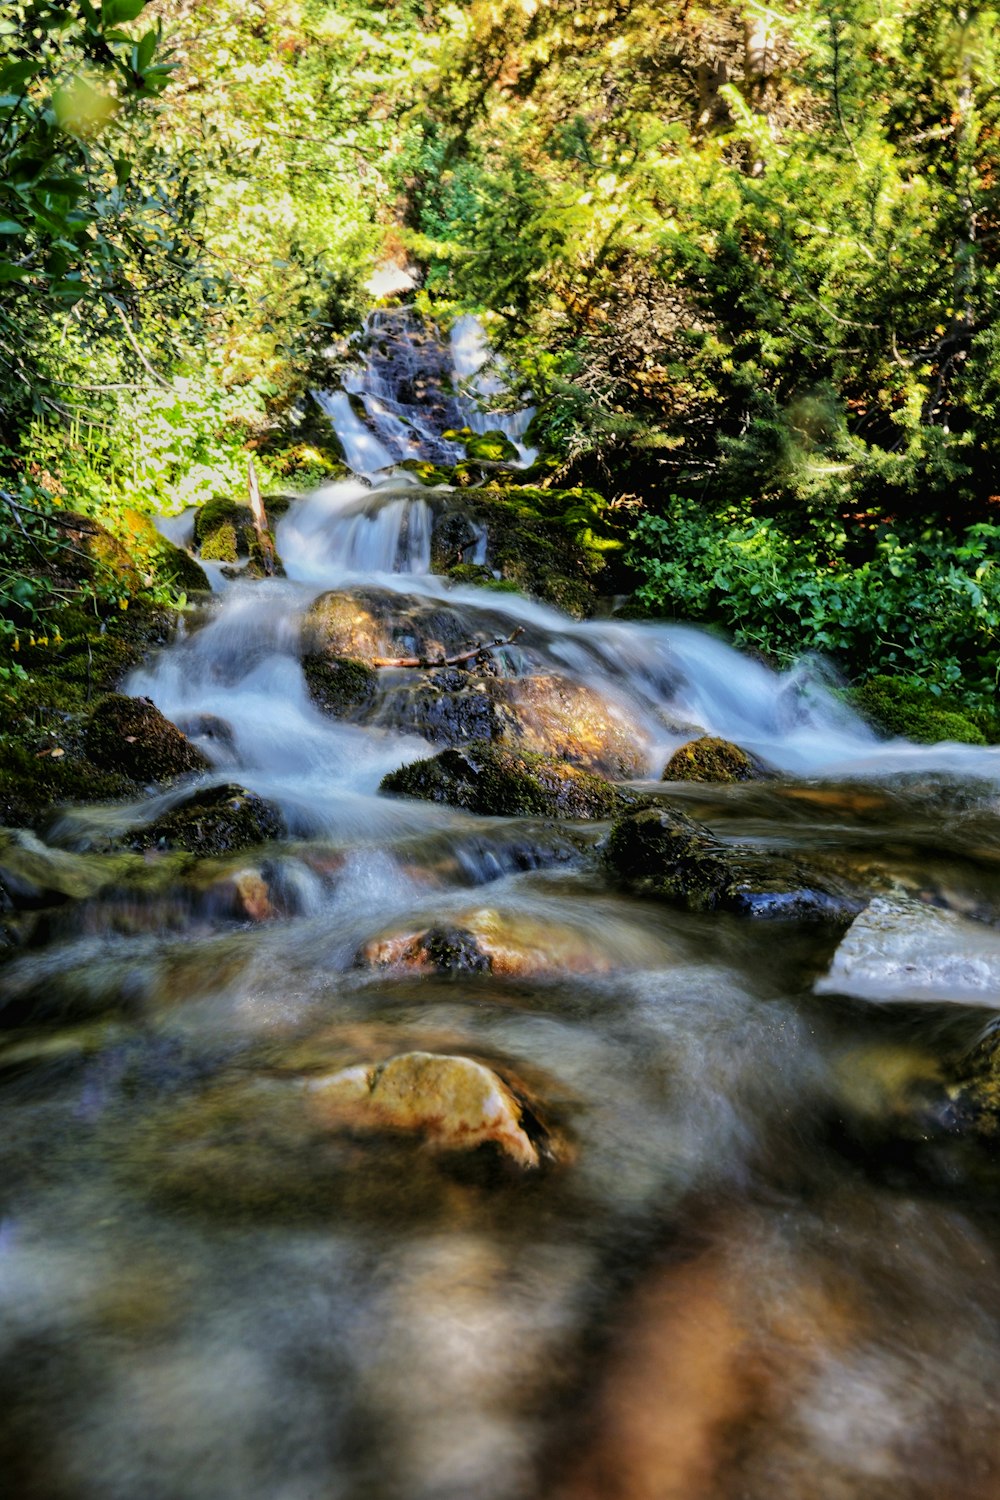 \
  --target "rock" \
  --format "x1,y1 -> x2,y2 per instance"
356,907 -> 620,978
125,784 -> 284,856
496,675 -> 645,777
0,828 -> 128,908
172,713 -> 238,757
119,507 -> 210,595
815,894 -> 1000,1005
84,694 -> 211,782
303,1051 -> 541,1167
380,741 -> 628,820
302,588 -> 474,665
301,655 -> 378,718
662,735 -> 765,784
193,497 -> 256,563
604,804 -> 860,918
